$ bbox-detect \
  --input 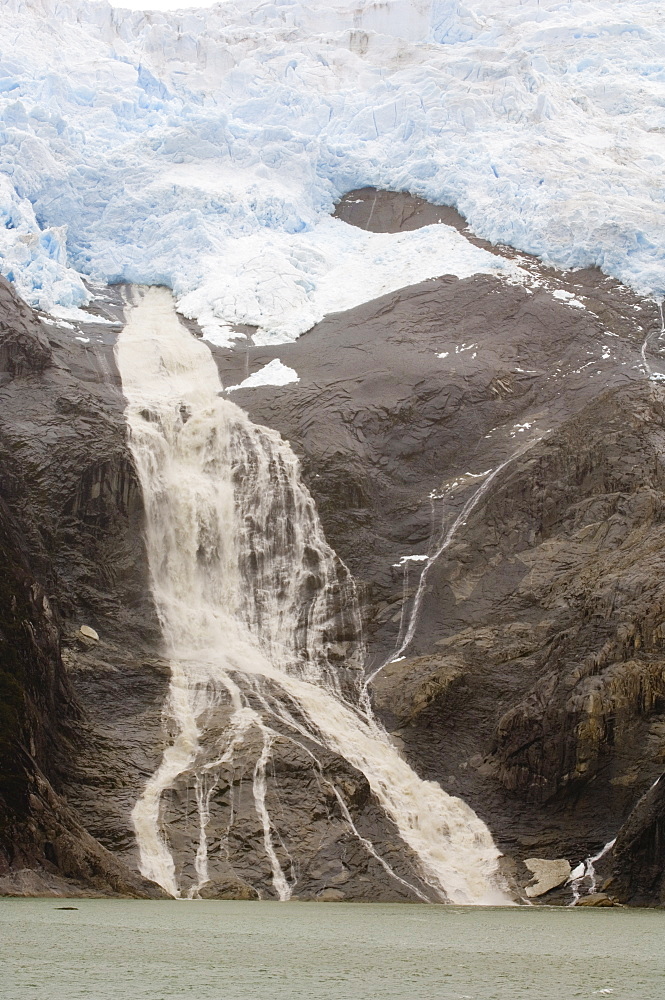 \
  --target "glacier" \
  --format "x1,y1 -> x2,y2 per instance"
0,0 -> 663,341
